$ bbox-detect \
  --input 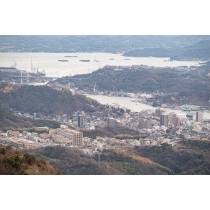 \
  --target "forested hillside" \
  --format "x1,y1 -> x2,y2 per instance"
30,140 -> 210,175
53,65 -> 210,106
0,145 -> 60,175
0,85 -> 104,116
